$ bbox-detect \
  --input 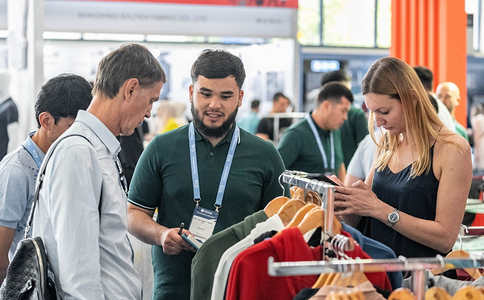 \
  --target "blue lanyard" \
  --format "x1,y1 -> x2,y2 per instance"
22,132 -> 43,168
305,114 -> 334,171
189,122 -> 239,210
